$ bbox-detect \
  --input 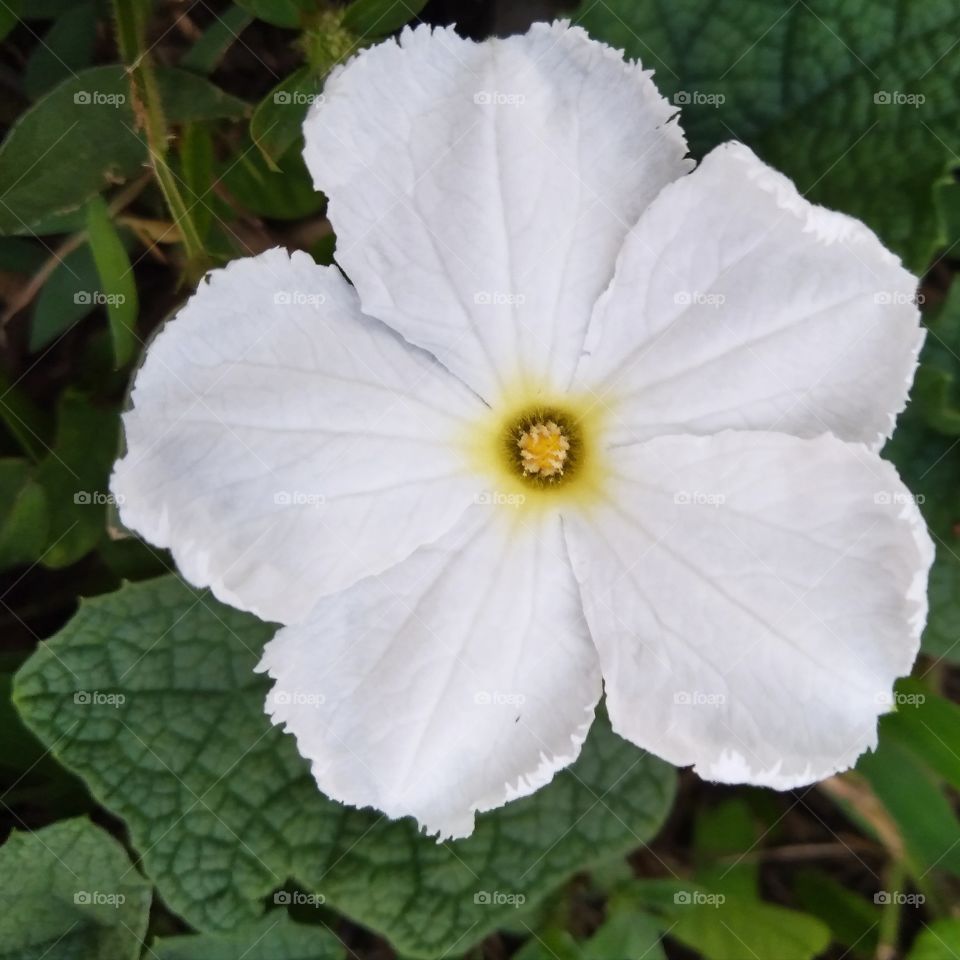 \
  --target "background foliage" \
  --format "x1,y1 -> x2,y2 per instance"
0,1 -> 958,958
